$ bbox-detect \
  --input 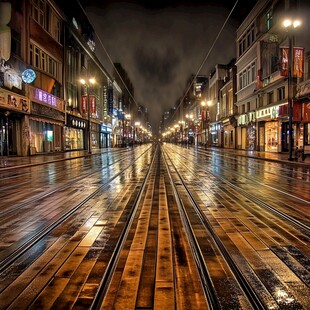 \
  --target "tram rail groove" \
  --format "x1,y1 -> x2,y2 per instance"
0,147 -> 154,274
0,147 -> 149,218
171,145 -> 310,235
163,147 -> 267,310
162,148 -> 221,309
91,145 -> 158,309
